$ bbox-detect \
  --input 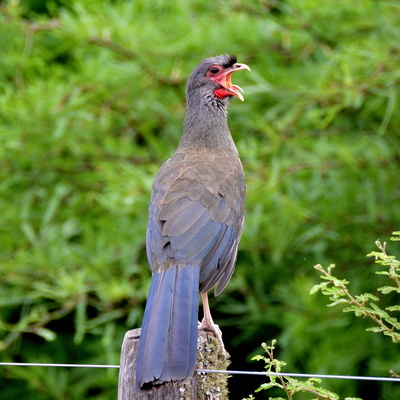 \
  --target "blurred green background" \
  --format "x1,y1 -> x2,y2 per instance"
1,0 -> 399,399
